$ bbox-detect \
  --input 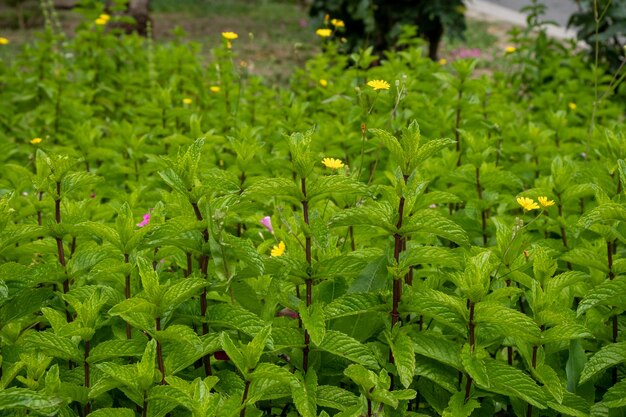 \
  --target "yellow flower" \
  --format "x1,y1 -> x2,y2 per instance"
319,79 -> 328,87
99,14 -> 111,21
271,241 -> 286,257
210,86 -> 220,93
316,28 -> 332,38
537,196 -> 555,207
0,37 -> 9,45
438,58 -> 447,65
331,18 -> 345,28
222,31 -> 238,40
367,79 -> 390,91
30,137 -> 42,145
568,102 -> 577,111
182,98 -> 192,105
505,46 -> 517,54
517,197 -> 539,211
322,157 -> 344,170
95,17 -> 108,25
